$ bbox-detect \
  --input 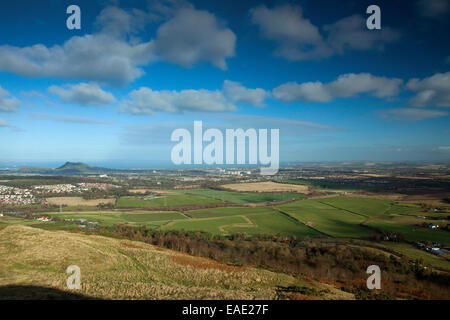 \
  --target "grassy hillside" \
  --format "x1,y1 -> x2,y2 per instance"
0,224 -> 352,300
